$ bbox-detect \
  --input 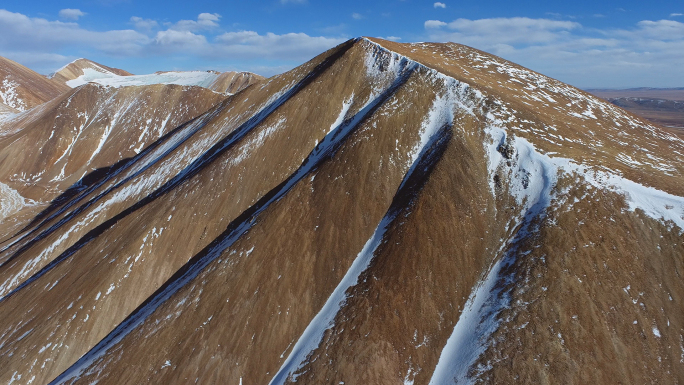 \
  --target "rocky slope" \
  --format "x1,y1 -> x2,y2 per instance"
0,56 -> 70,111
0,37 -> 682,385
